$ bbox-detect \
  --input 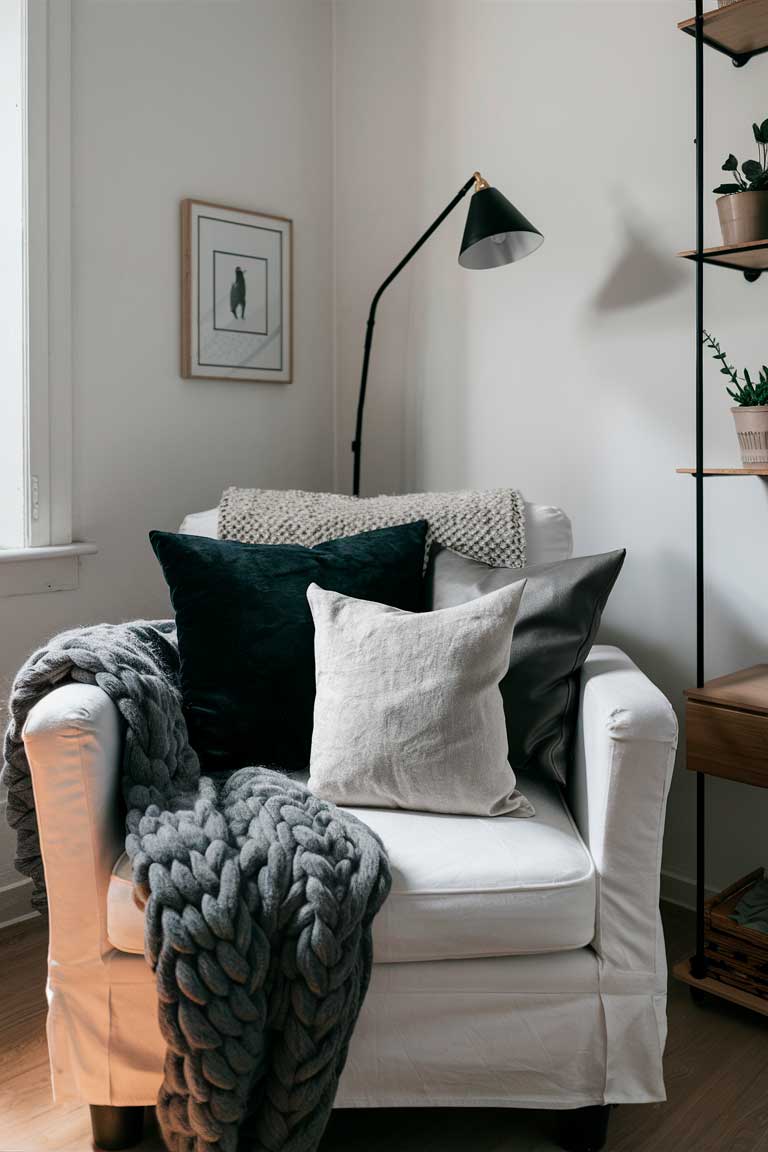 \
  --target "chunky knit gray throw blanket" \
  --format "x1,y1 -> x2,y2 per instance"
2,621 -> 390,1152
